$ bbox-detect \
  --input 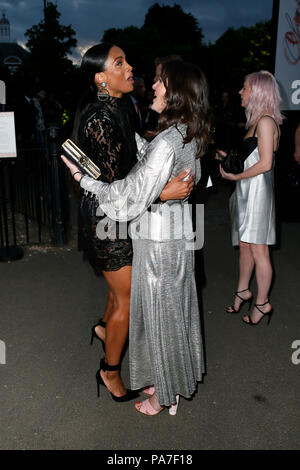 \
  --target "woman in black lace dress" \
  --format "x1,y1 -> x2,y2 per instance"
72,44 -> 193,402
